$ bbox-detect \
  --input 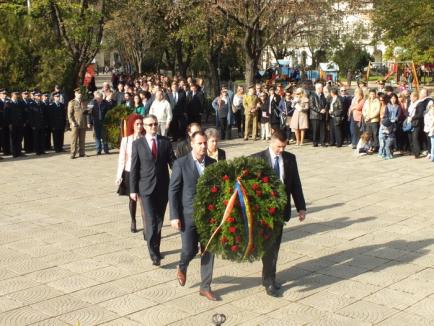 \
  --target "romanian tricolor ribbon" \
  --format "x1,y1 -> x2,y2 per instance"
202,177 -> 254,259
